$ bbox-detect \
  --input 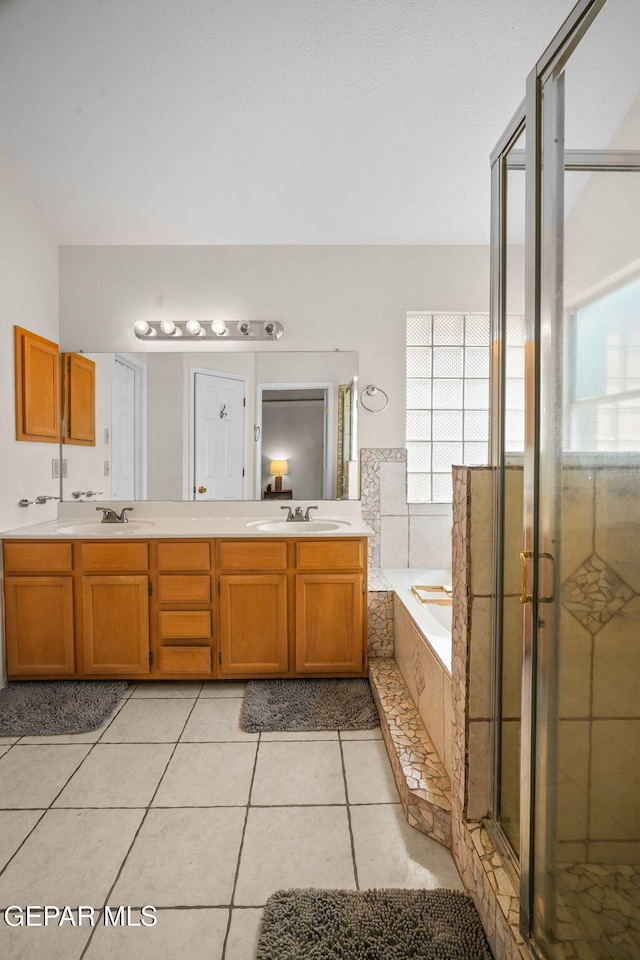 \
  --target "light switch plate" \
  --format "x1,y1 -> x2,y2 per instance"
104,428 -> 110,444
51,458 -> 60,478
62,459 -> 68,478
104,460 -> 110,477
